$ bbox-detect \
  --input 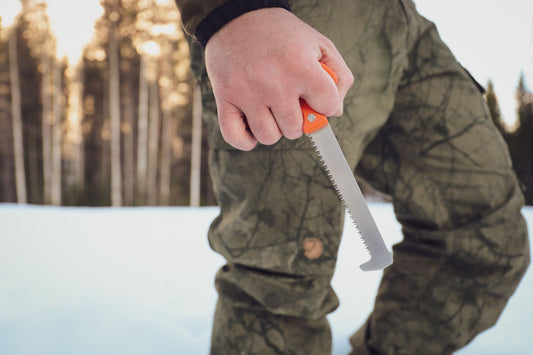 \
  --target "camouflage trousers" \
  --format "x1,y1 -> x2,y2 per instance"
188,0 -> 530,354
